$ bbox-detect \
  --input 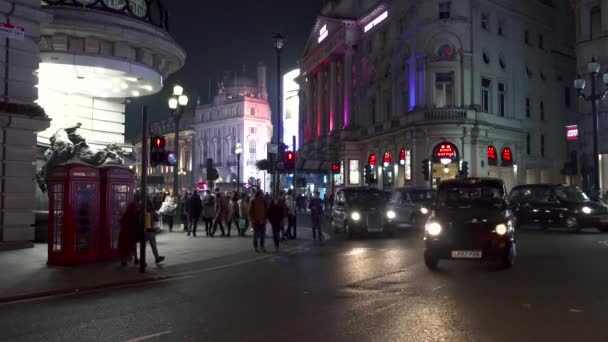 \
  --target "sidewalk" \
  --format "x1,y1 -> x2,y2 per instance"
0,218 -> 321,303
